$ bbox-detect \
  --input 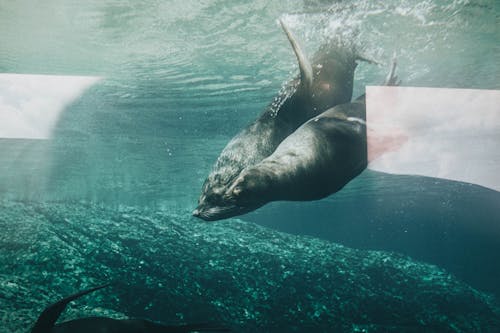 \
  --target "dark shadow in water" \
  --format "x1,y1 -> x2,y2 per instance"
246,171 -> 500,299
